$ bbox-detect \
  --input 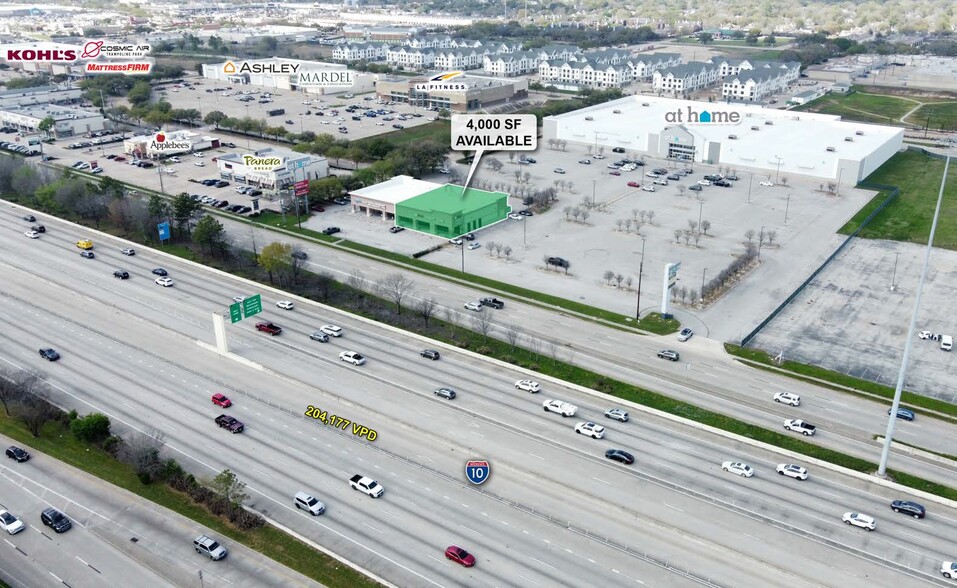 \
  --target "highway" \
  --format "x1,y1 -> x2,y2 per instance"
216,212 -> 957,484
1,208 -> 954,586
